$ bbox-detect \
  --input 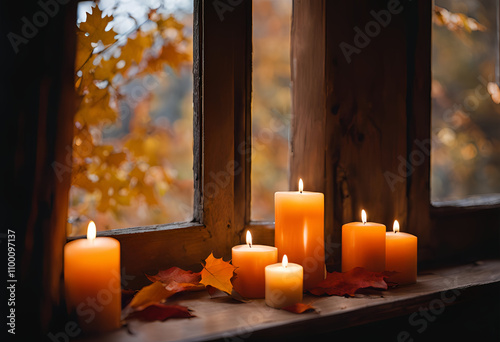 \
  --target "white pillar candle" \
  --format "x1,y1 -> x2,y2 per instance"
265,255 -> 303,308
